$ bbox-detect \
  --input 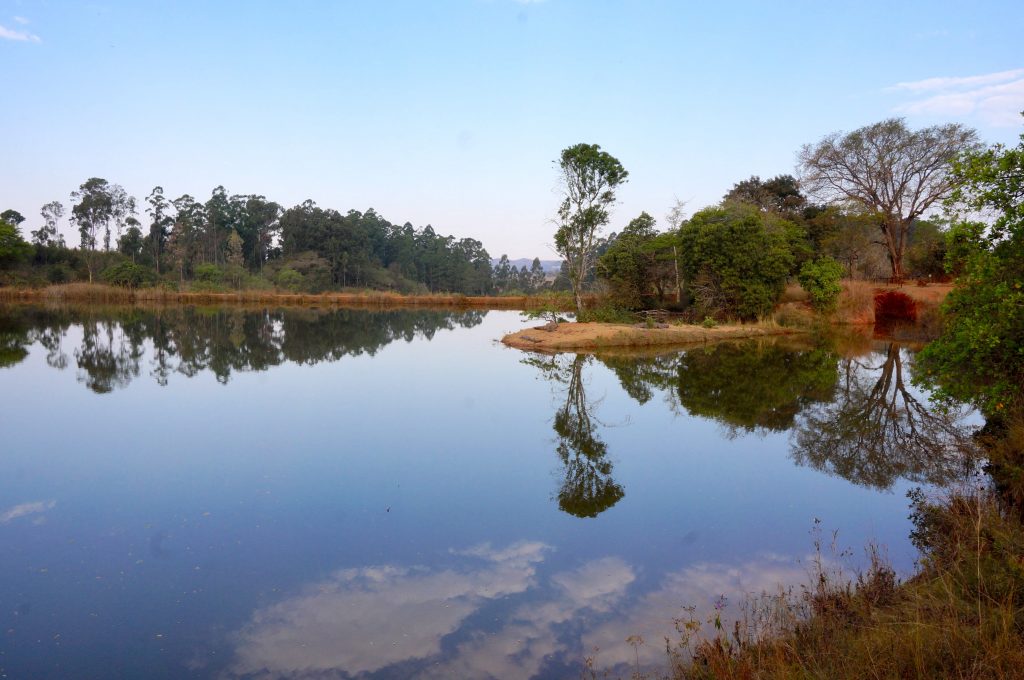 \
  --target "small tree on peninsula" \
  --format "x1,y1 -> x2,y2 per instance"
553,143 -> 628,313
